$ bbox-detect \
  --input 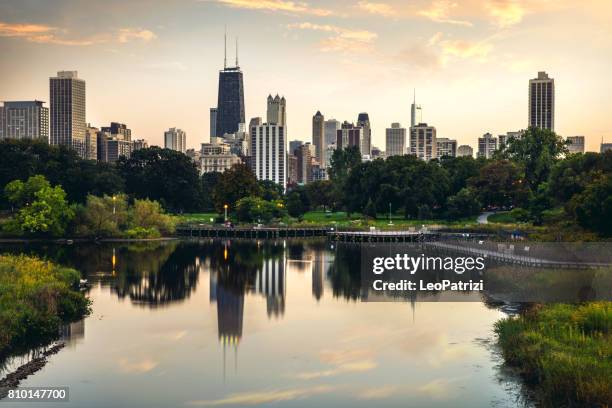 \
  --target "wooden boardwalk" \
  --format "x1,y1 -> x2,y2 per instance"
175,225 -> 330,239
